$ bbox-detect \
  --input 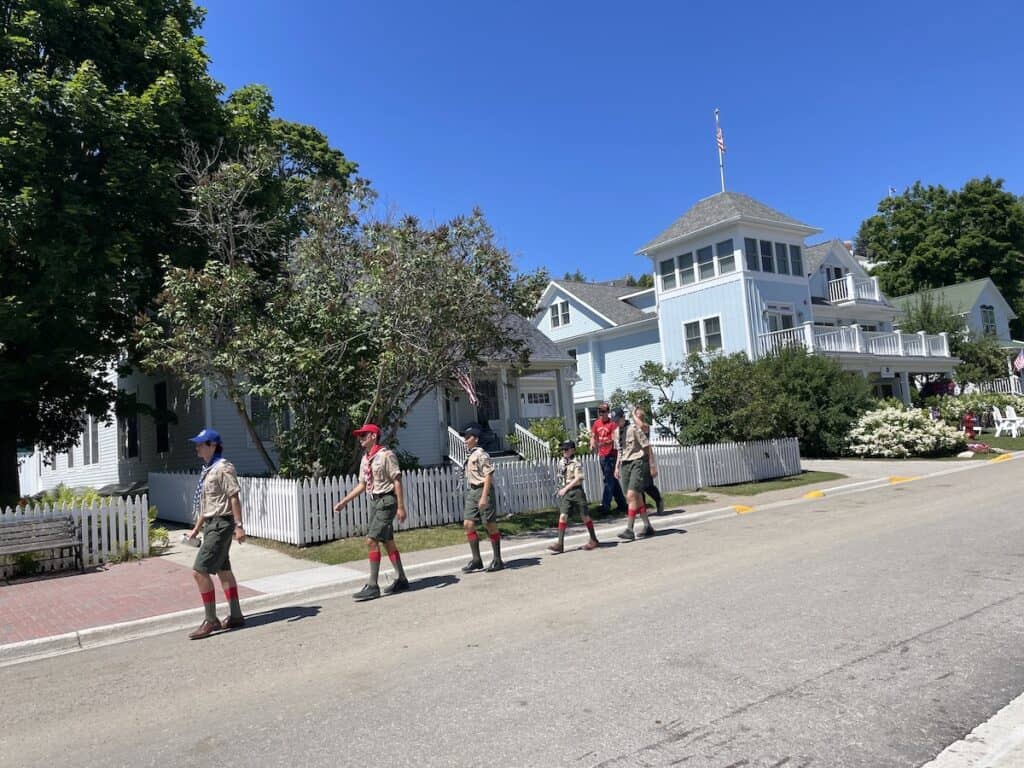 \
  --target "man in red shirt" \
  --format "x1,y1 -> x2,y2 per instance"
591,403 -> 627,514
